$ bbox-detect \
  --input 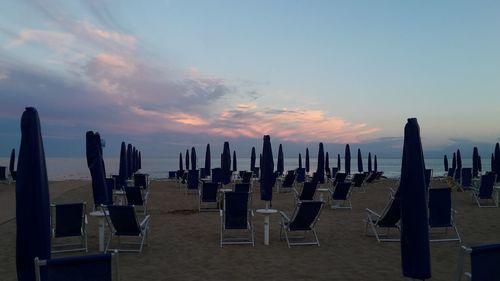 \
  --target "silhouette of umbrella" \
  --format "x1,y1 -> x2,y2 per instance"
86,131 -> 110,207
357,148 -> 363,173
443,155 -> 449,172
316,143 -> 325,183
132,146 -> 136,173
138,151 -> 141,170
491,153 -> 495,172
277,144 -> 284,175
298,153 -> 302,169
495,143 -> 500,182
374,155 -> 378,172
127,144 -> 133,178
179,152 -> 183,172
185,149 -> 190,173
205,144 -> 211,176
456,149 -> 462,171
337,154 -> 341,170
472,147 -> 479,178
398,118 -> 431,279
305,148 -> 310,173
250,147 -> 256,173
16,107 -> 51,281
260,135 -> 274,206
233,150 -> 237,172
368,152 -> 372,172
119,142 -> 128,188
9,148 -> 15,176
345,144 -> 351,175
452,153 -> 457,171
191,147 -> 197,170
221,142 -> 231,184
478,155 -> 482,172
325,152 -> 330,175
